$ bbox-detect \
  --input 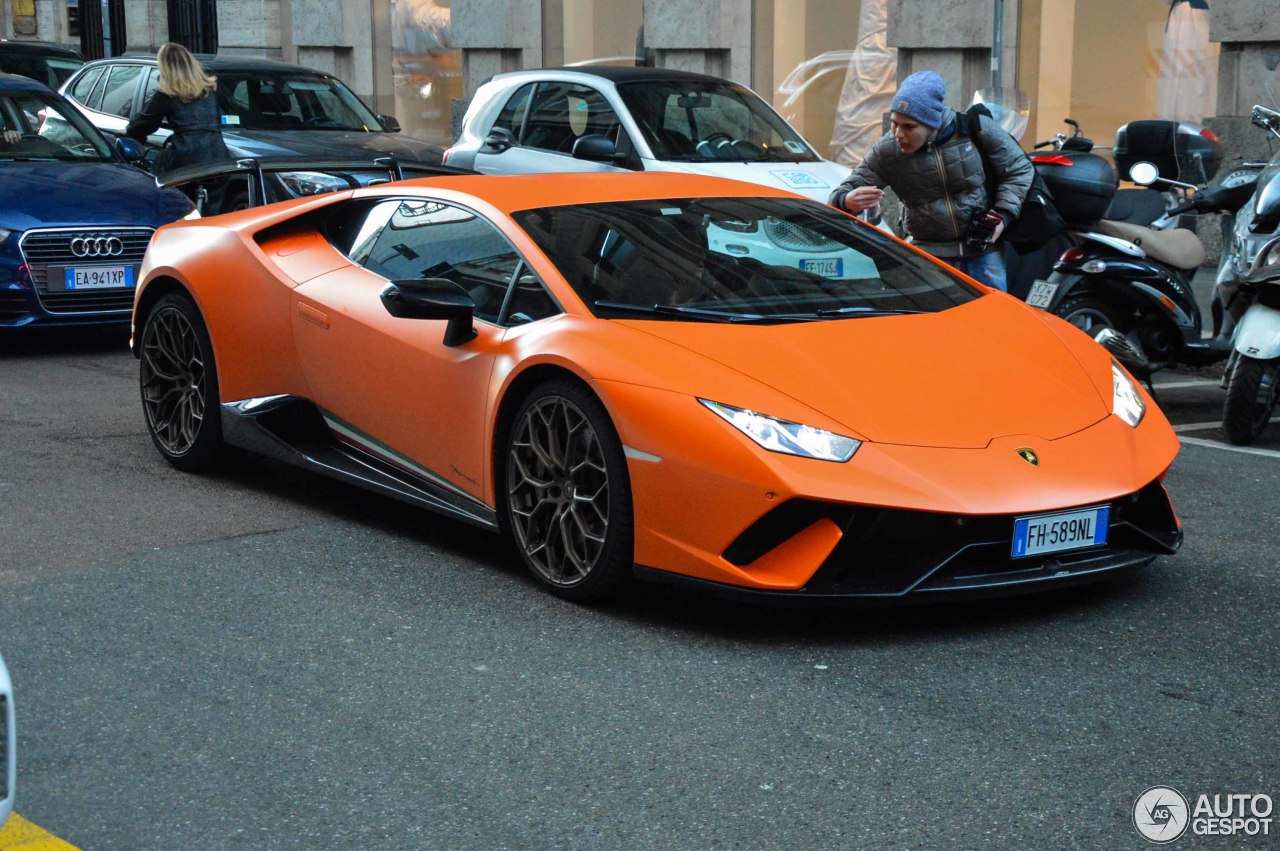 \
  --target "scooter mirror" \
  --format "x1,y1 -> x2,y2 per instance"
1129,161 -> 1160,186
